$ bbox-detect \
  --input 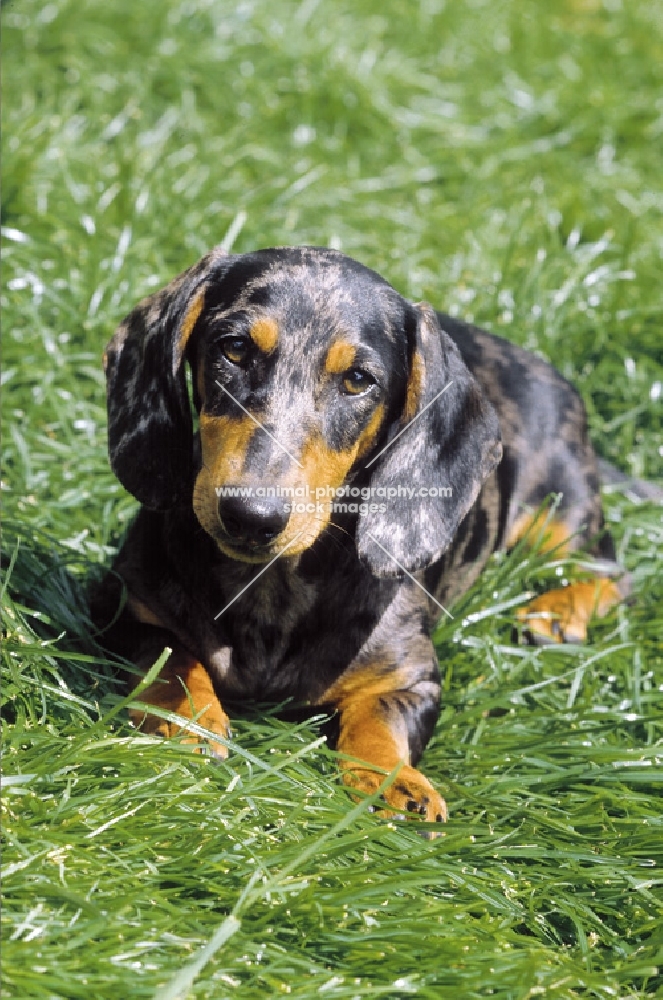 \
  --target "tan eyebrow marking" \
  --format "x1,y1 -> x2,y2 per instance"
324,340 -> 356,373
249,317 -> 279,353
